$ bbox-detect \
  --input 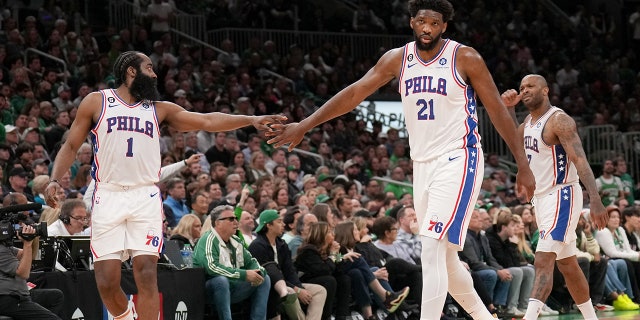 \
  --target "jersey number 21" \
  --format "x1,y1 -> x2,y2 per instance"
417,99 -> 435,120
